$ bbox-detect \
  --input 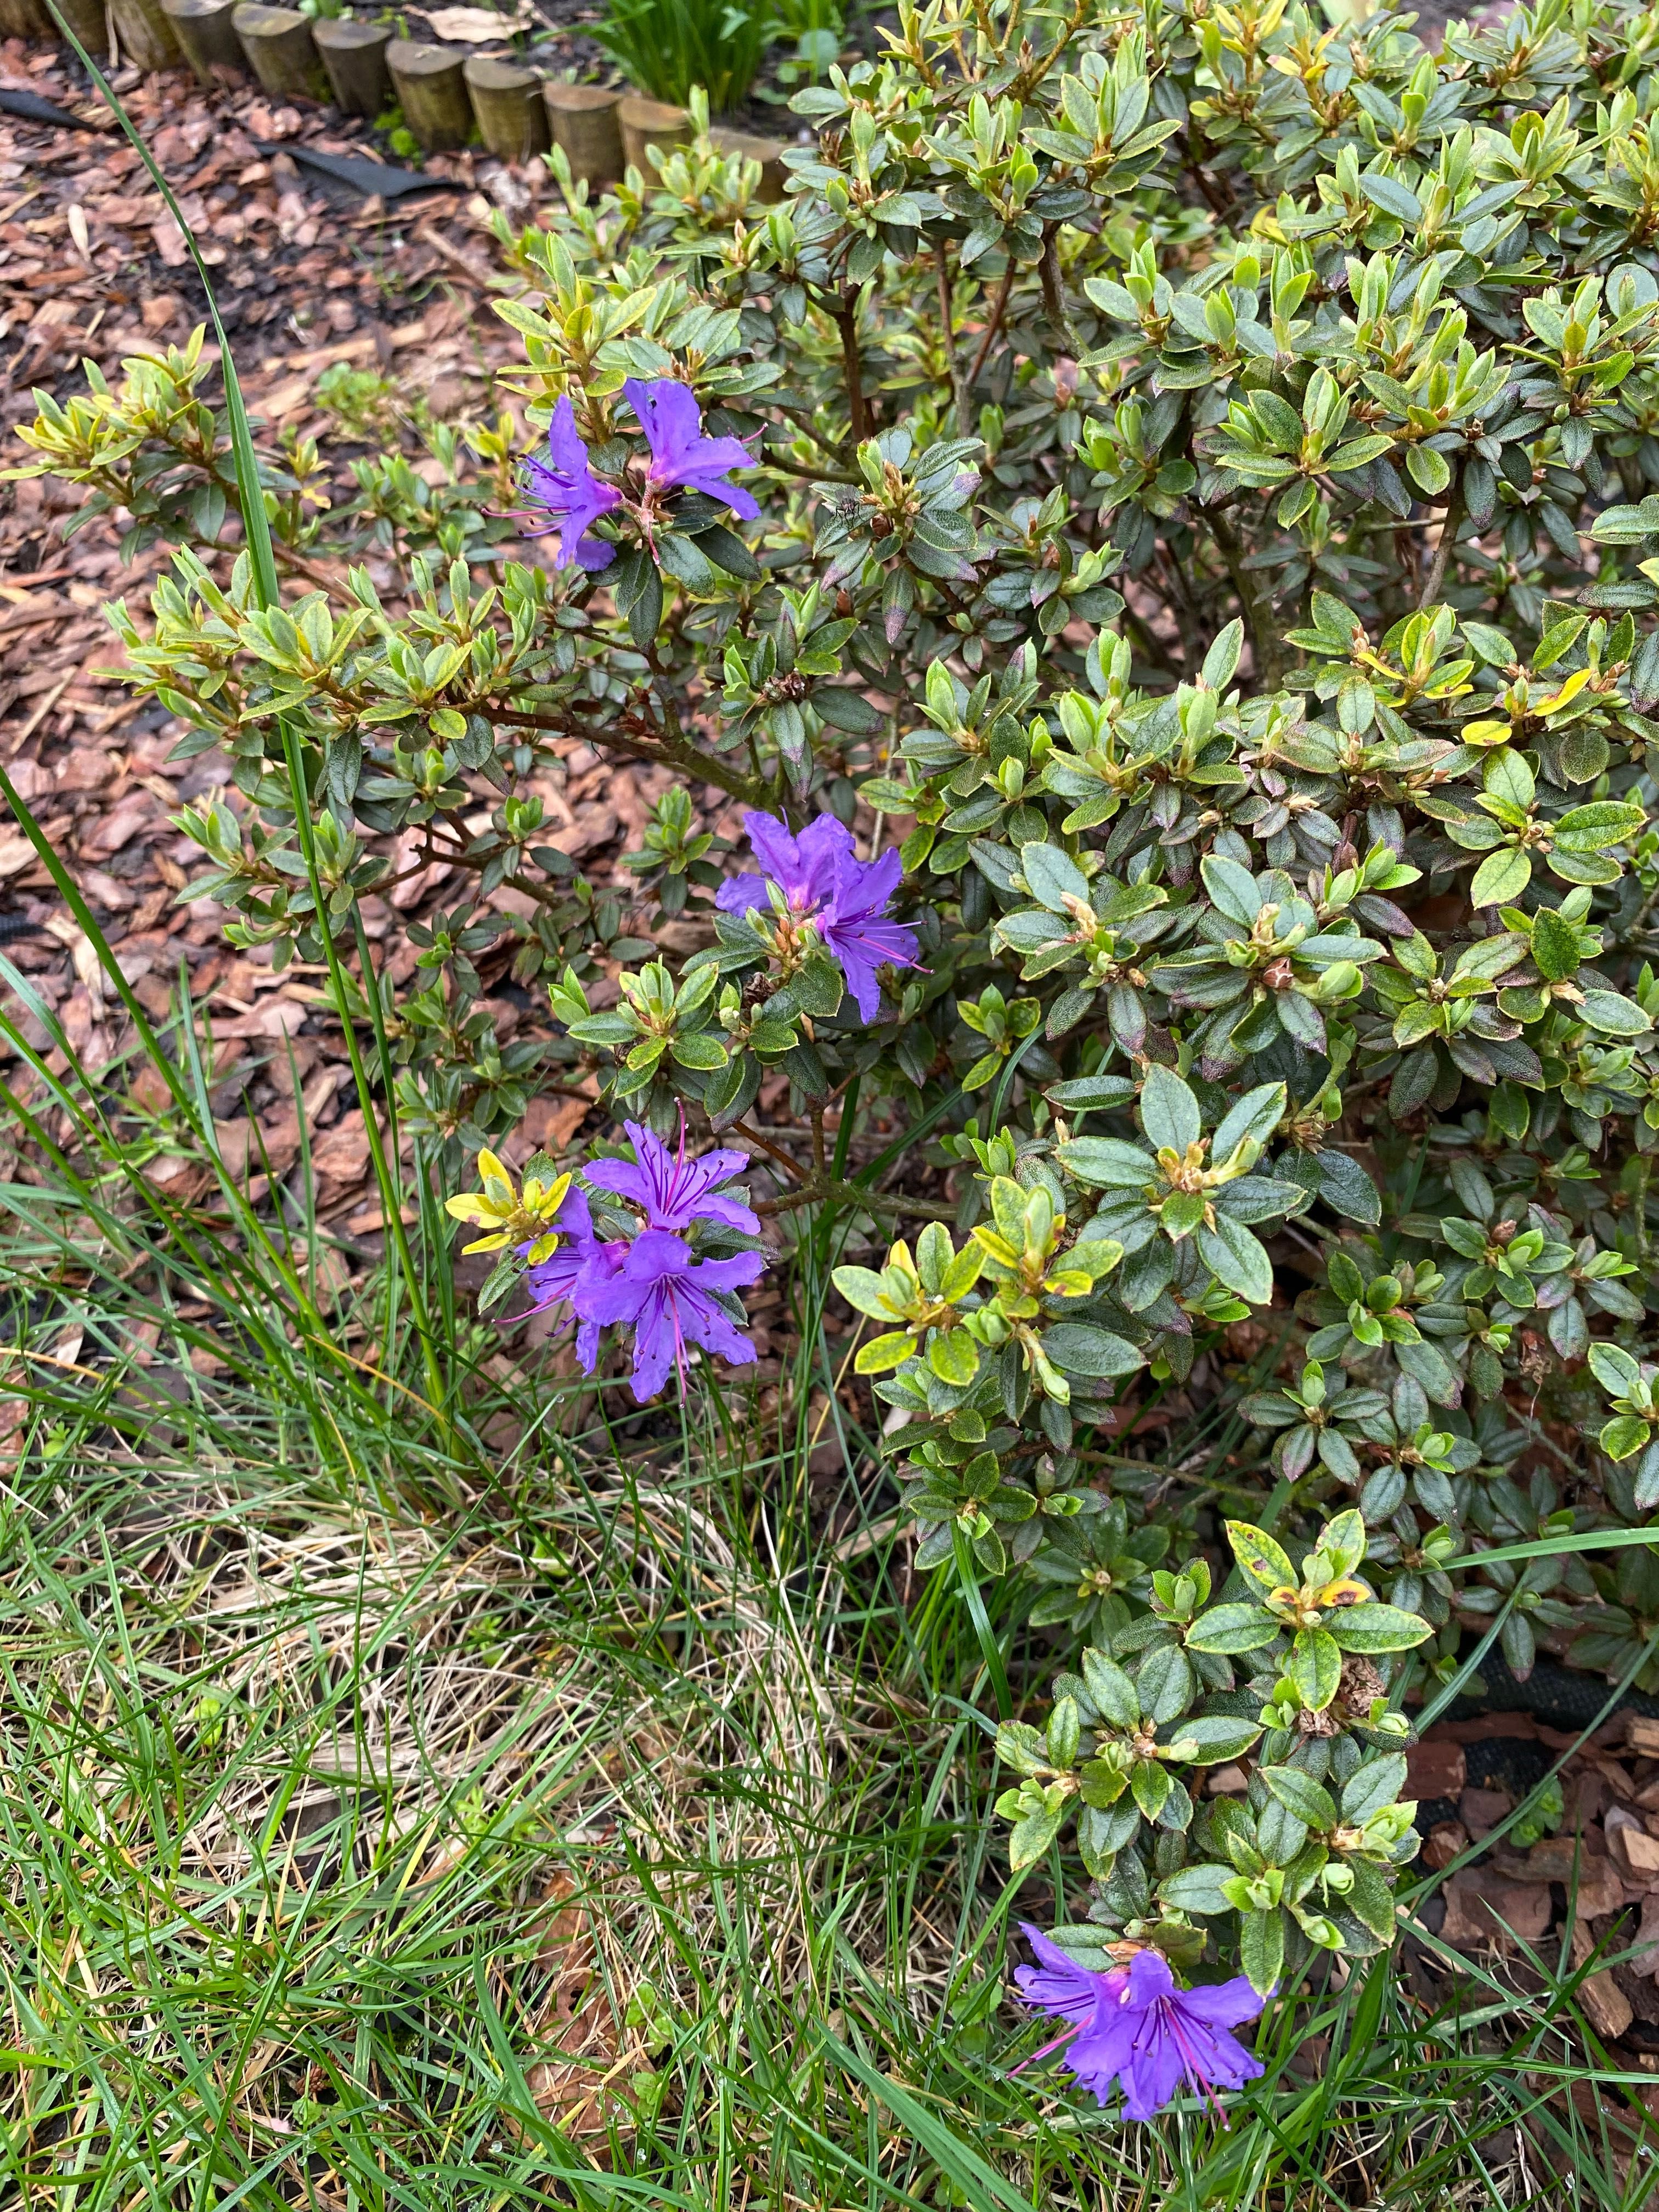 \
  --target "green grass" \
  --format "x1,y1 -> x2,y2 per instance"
3,981 -> 1659,2210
